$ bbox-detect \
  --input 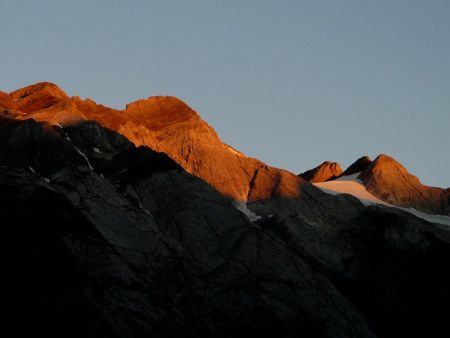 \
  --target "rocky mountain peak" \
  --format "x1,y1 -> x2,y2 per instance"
9,82 -> 69,113
301,153 -> 449,215
10,82 -> 68,100
124,96 -> 199,129
361,154 -> 421,186
357,154 -> 448,214
299,161 -> 343,183
1,82 -> 306,201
